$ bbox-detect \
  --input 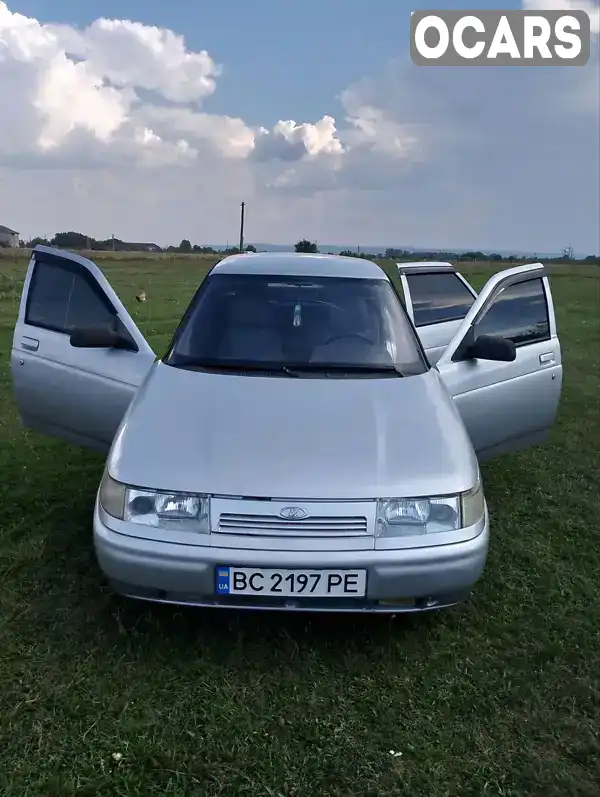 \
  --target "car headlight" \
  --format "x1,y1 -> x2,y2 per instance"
99,472 -> 210,534
376,478 -> 485,537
